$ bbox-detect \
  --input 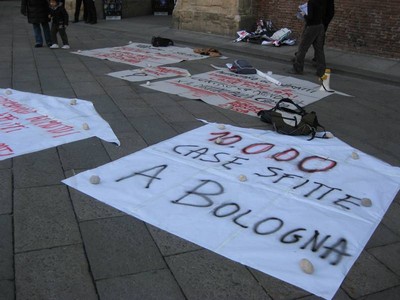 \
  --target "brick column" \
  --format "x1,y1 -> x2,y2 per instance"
172,0 -> 256,36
